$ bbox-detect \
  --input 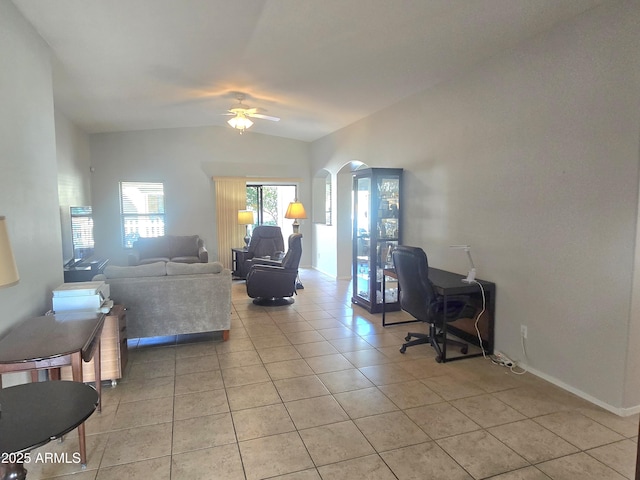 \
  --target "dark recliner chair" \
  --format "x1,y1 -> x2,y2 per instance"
392,245 -> 476,362
246,233 -> 302,306
236,226 -> 285,279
